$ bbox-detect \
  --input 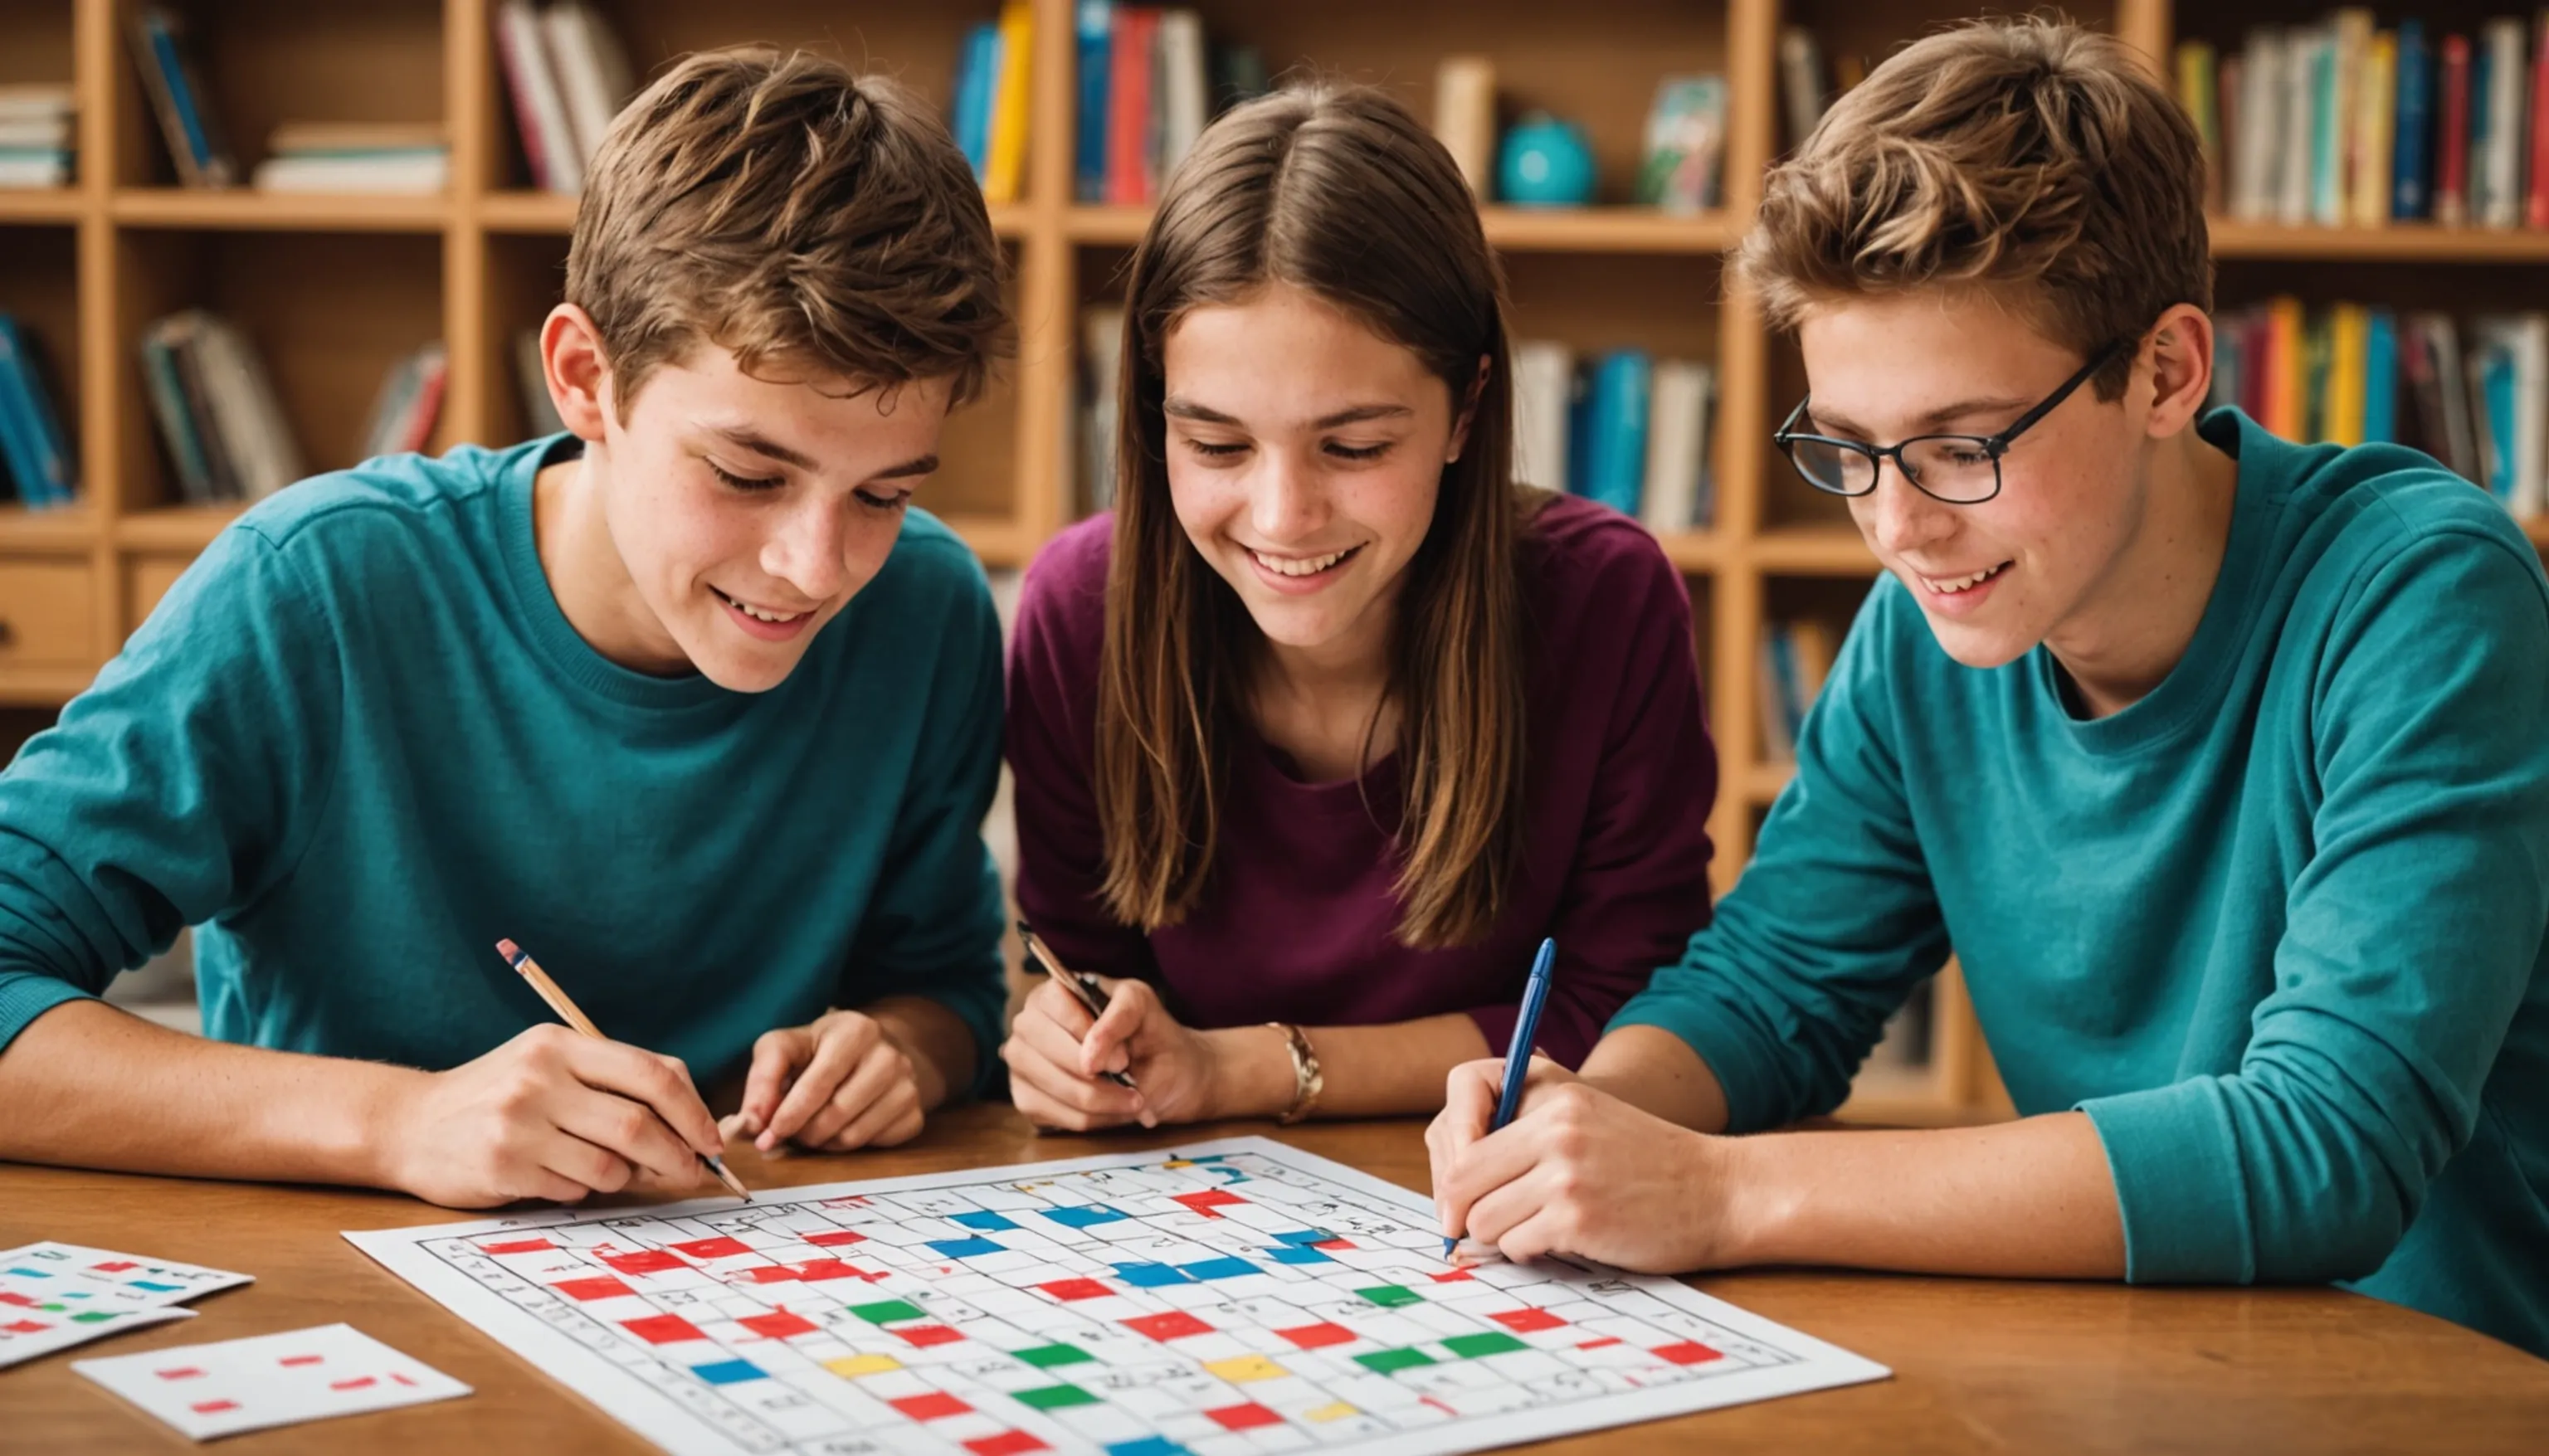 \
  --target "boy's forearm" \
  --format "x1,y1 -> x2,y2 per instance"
0,997 -> 417,1188
1720,1109 -> 2127,1278
865,994 -> 977,1111
1579,1024 -> 1735,1132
